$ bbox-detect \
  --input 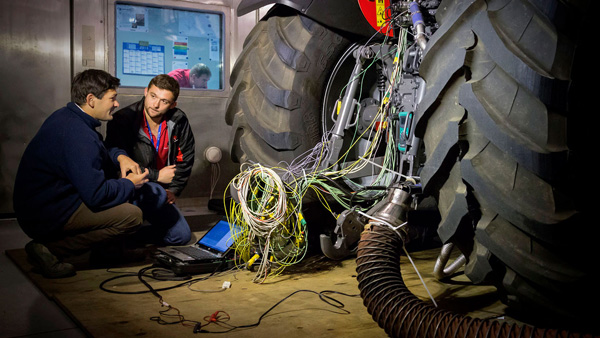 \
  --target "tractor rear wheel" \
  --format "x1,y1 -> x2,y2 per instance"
417,0 -> 594,327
